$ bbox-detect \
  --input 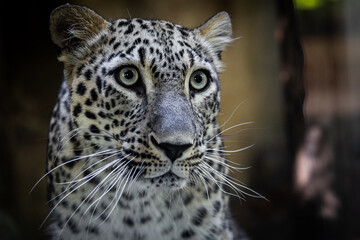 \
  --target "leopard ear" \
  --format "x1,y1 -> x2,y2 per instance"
195,11 -> 233,55
50,4 -> 109,51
